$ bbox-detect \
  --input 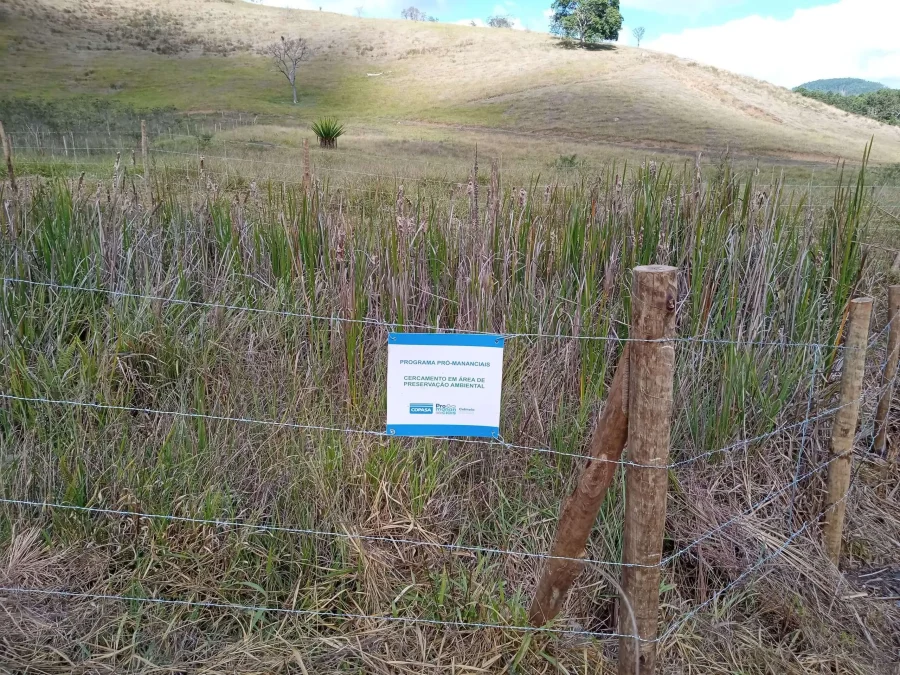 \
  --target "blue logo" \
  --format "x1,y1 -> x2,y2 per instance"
435,403 -> 457,415
409,403 -> 434,415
